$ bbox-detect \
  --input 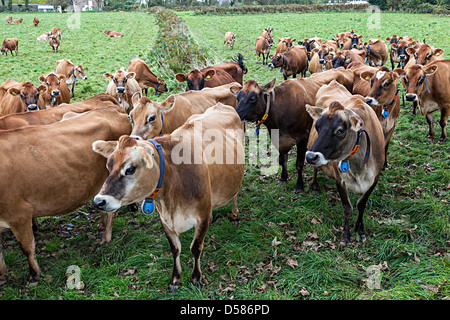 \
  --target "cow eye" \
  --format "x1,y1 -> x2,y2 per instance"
125,166 -> 136,176
147,115 -> 156,123
335,128 -> 345,137
418,76 -> 425,85
383,81 -> 390,88
426,53 -> 432,60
